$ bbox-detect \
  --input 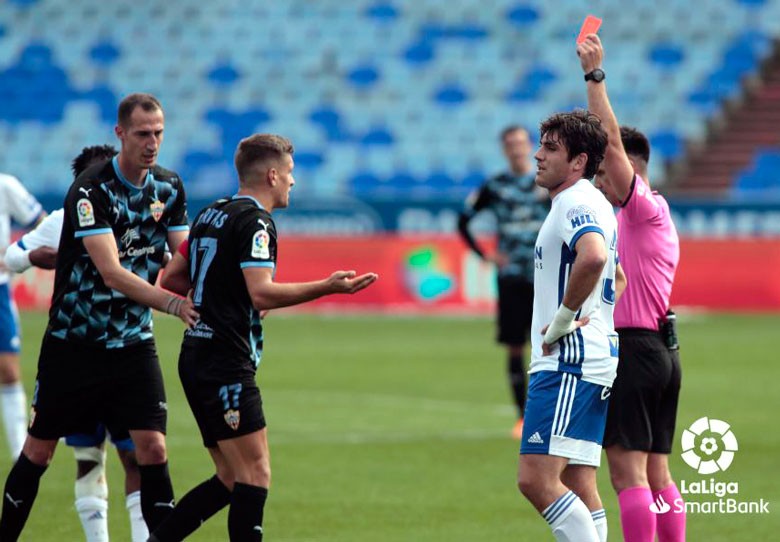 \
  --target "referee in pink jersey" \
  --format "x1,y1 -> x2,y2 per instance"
578,35 -> 685,542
